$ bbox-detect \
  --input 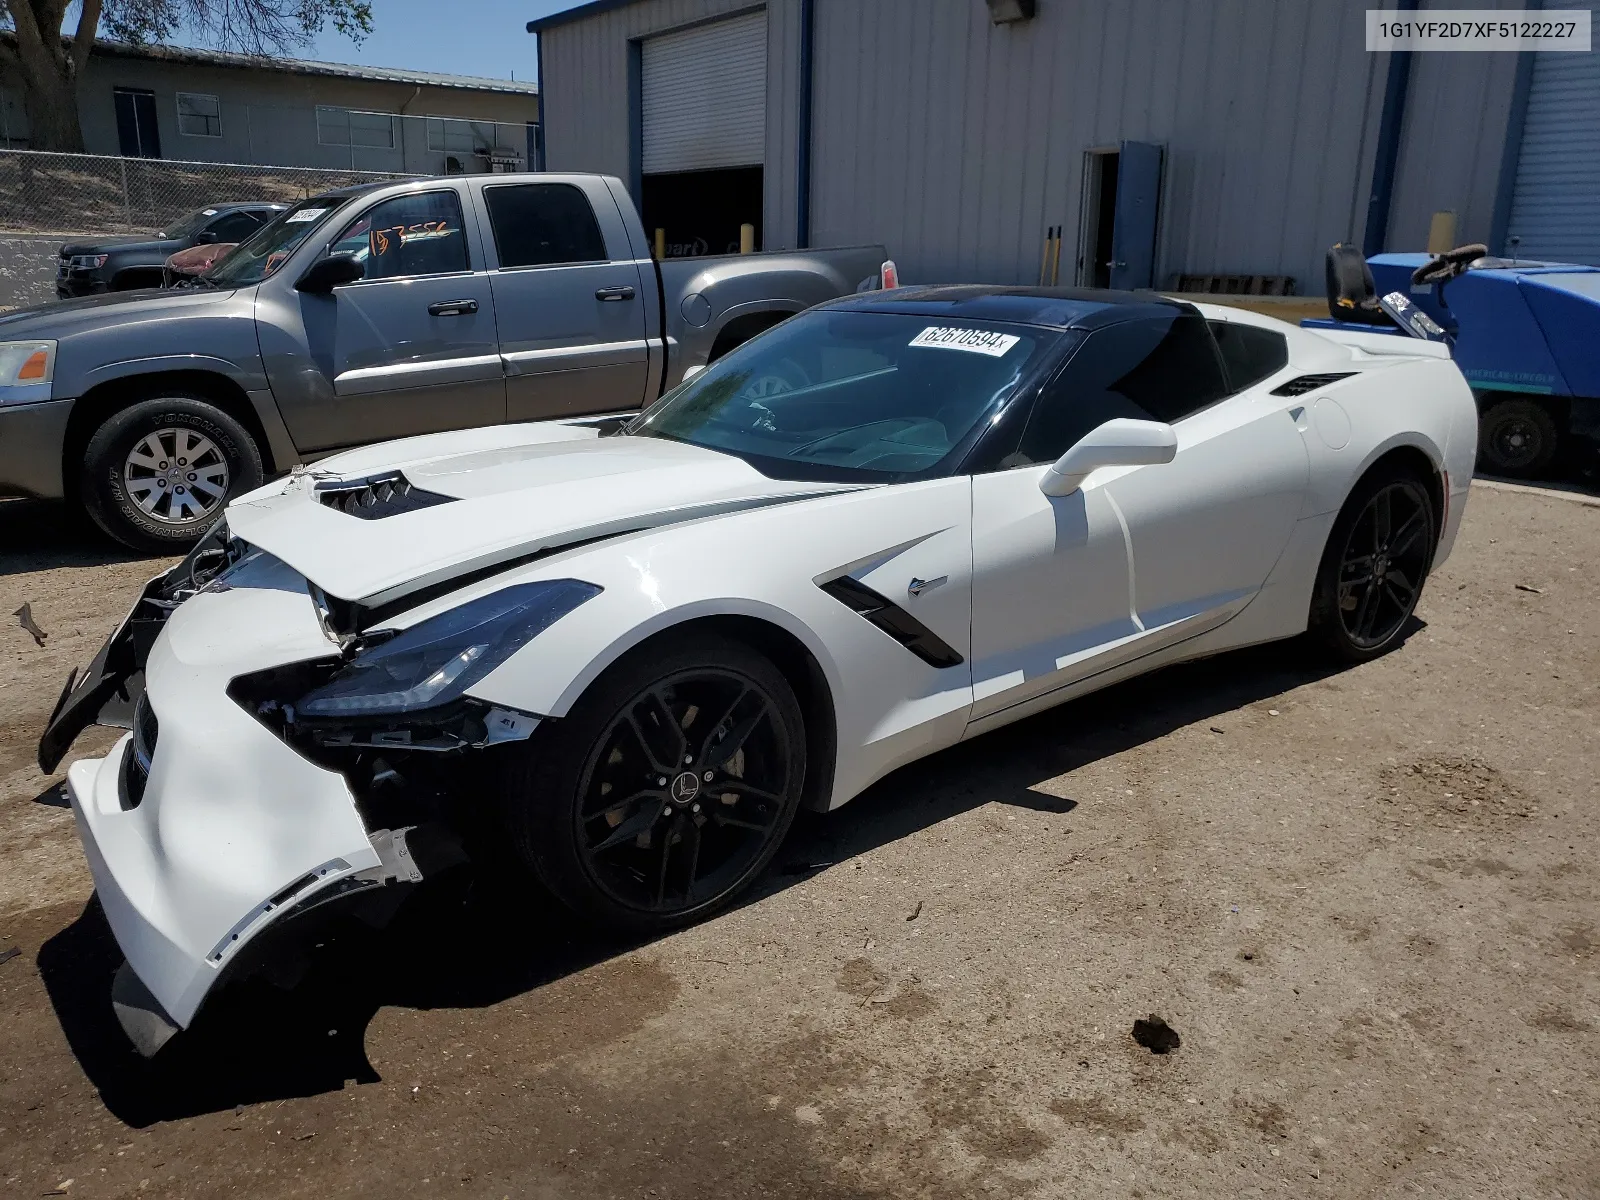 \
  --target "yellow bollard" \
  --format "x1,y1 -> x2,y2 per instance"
1426,211 -> 1458,255
654,227 -> 666,260
740,223 -> 755,254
